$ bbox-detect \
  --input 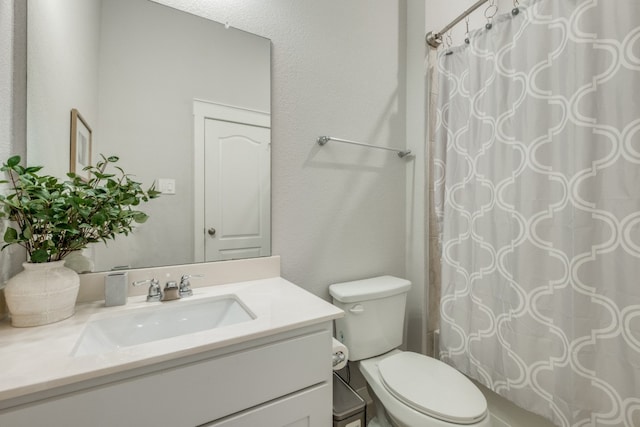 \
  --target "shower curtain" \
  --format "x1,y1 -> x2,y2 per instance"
433,0 -> 640,426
